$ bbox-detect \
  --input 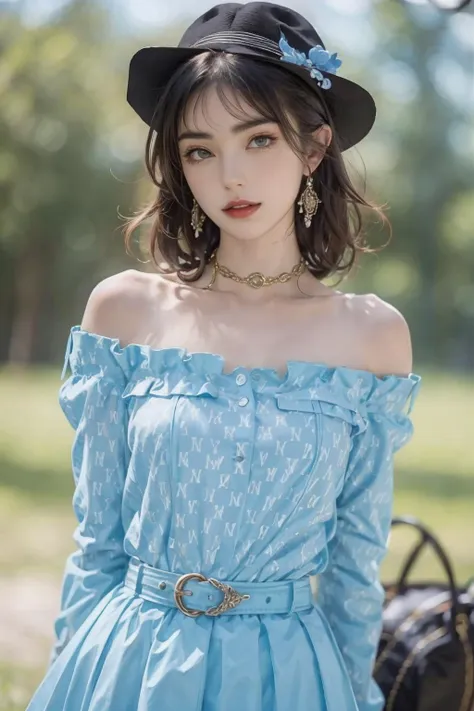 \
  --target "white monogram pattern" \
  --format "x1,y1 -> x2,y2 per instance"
49,326 -> 422,710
